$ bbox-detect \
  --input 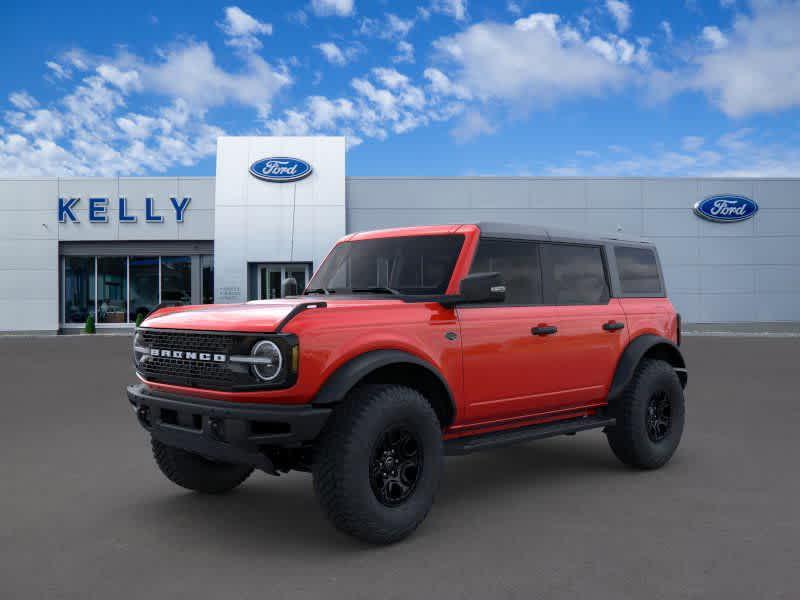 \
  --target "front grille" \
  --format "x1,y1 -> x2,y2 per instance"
138,330 -> 236,390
